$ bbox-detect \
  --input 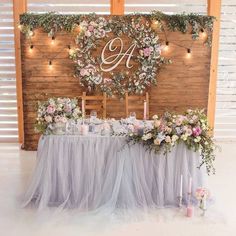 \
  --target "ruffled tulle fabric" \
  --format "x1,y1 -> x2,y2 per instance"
23,135 -> 205,211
